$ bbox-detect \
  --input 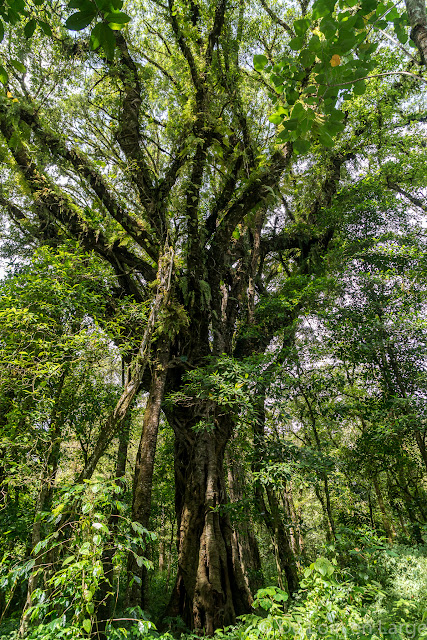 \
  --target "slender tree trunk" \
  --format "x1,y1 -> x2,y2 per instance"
314,485 -> 334,542
414,431 -> 427,472
252,392 -> 298,595
165,516 -> 175,591
165,411 -> 251,633
127,338 -> 170,610
97,357 -> 131,638
226,450 -> 264,595
19,372 -> 66,637
78,249 -> 174,484
372,477 -> 396,543
395,469 -> 423,543
159,506 -> 166,572
283,482 -> 304,562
